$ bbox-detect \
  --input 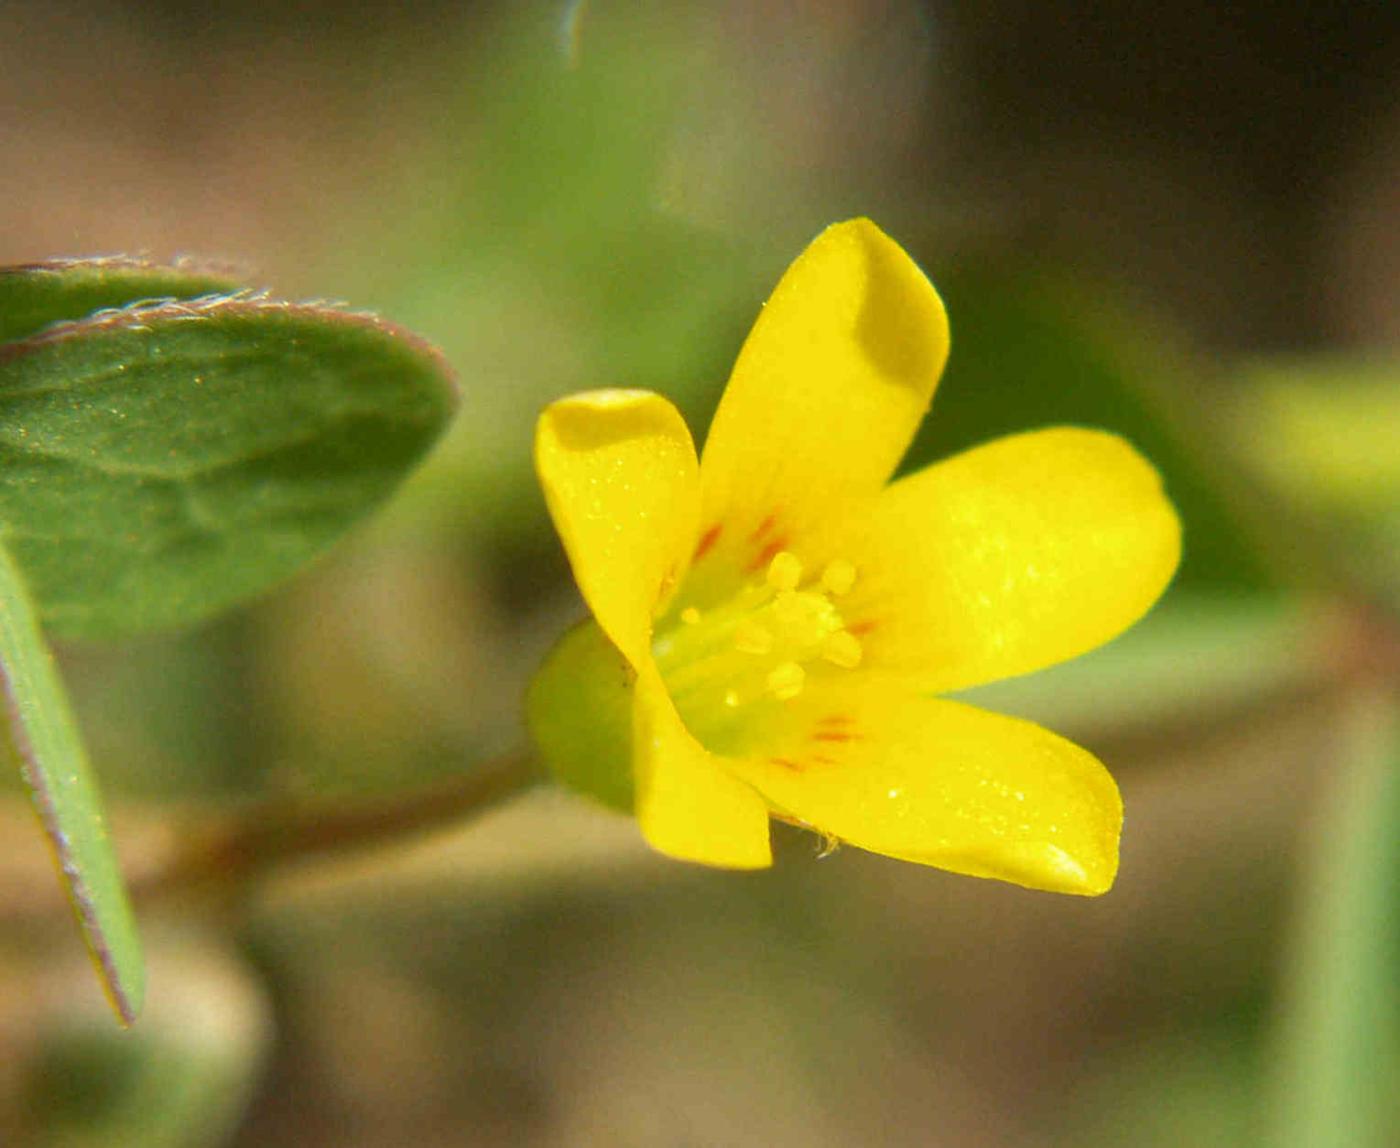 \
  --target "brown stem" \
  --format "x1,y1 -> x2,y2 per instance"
132,749 -> 541,903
